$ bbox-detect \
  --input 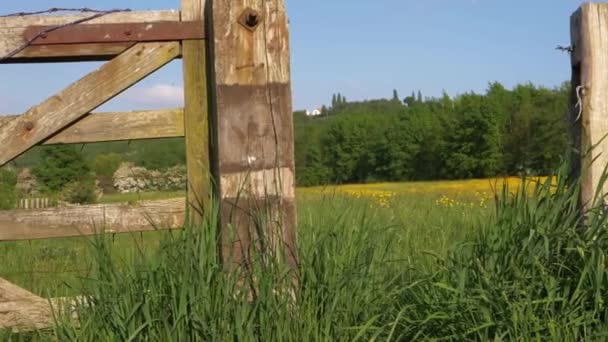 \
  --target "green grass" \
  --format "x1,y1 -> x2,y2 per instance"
4,165 -> 608,340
